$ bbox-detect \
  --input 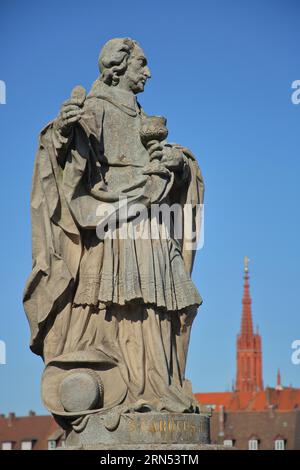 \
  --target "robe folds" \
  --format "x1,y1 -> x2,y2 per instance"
23,81 -> 205,419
